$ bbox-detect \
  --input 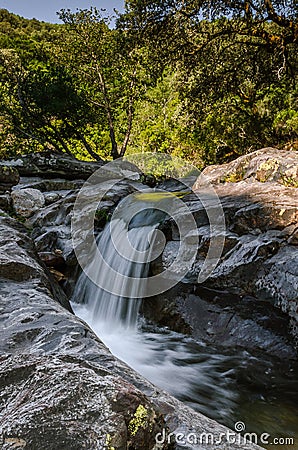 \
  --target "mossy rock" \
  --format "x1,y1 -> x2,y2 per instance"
255,158 -> 280,182
0,165 -> 20,190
